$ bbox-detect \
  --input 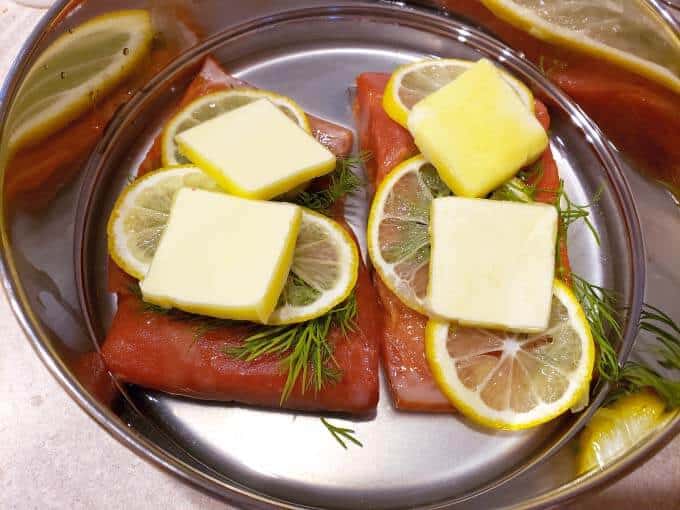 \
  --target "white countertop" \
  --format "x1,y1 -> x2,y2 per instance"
0,2 -> 677,509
